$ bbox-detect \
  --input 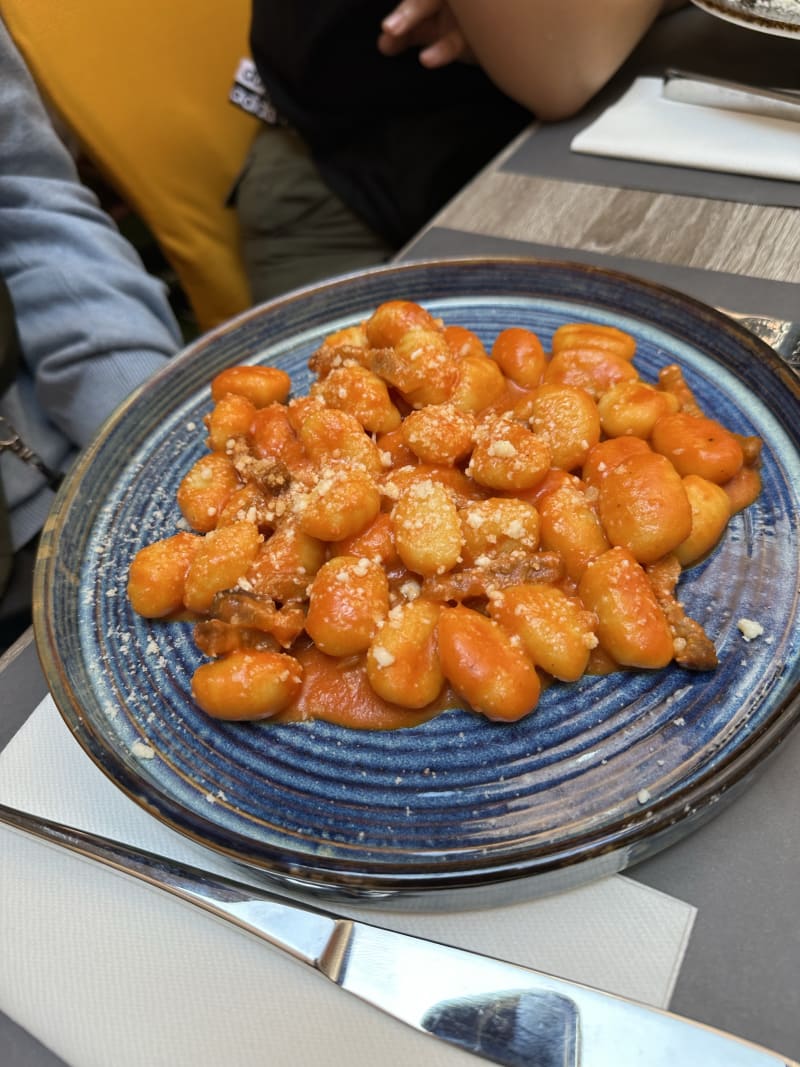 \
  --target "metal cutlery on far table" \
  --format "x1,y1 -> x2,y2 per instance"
663,67 -> 800,122
728,314 -> 800,375
1,801 -> 796,1067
